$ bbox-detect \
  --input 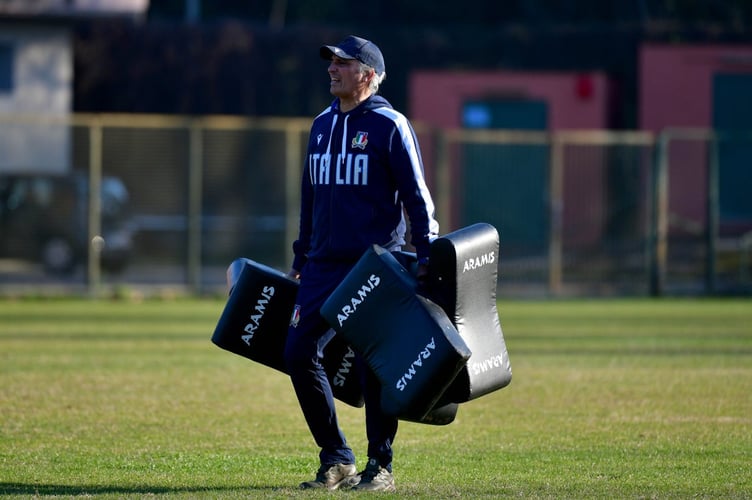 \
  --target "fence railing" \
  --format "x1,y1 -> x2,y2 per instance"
0,113 -> 750,297
652,128 -> 752,296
